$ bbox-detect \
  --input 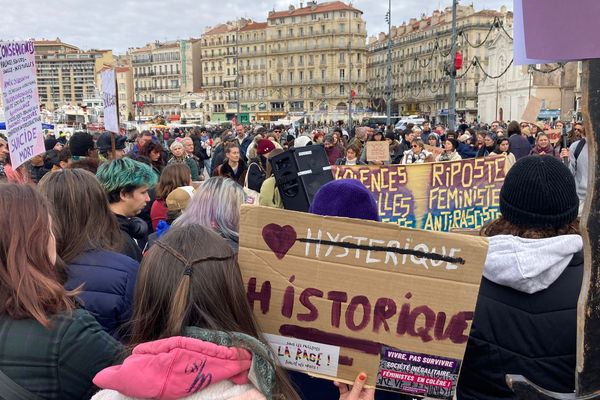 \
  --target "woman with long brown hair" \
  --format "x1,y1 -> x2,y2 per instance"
92,224 -> 372,400
38,169 -> 139,339
150,163 -> 192,231
139,141 -> 167,175
0,183 -> 121,399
